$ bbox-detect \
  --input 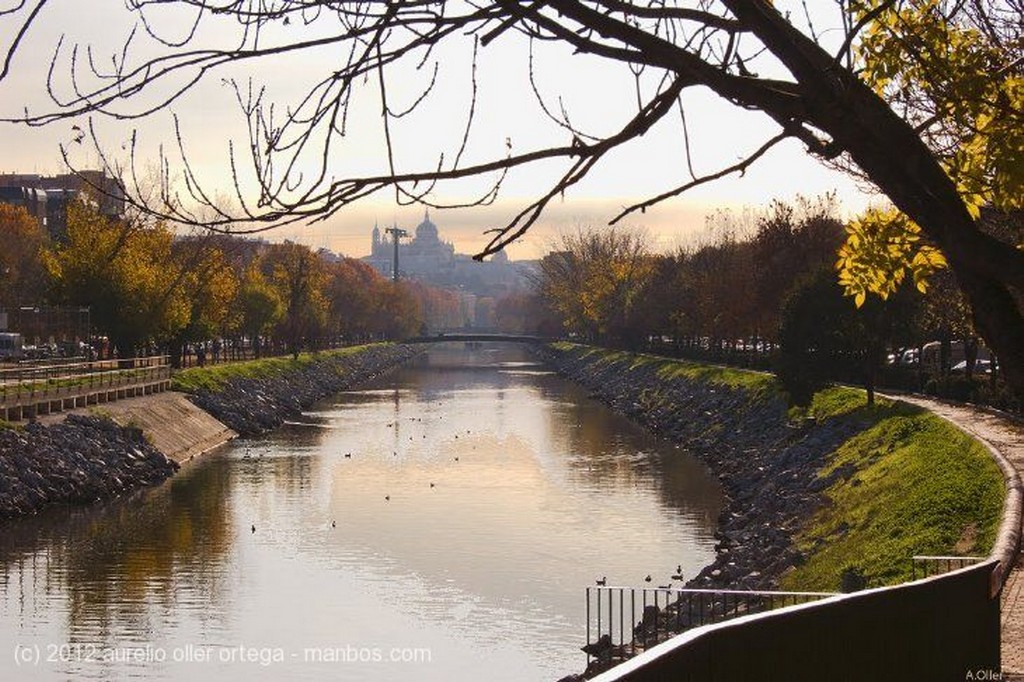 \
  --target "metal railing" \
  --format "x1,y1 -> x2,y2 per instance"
0,357 -> 171,409
584,585 -> 835,669
910,555 -> 985,581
